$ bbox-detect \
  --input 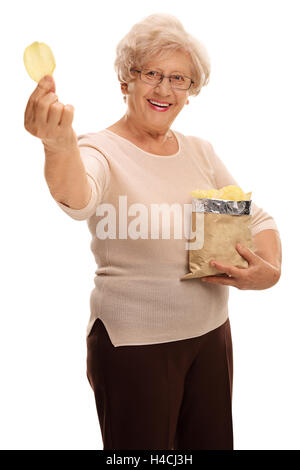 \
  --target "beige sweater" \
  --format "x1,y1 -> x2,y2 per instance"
55,129 -> 279,347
